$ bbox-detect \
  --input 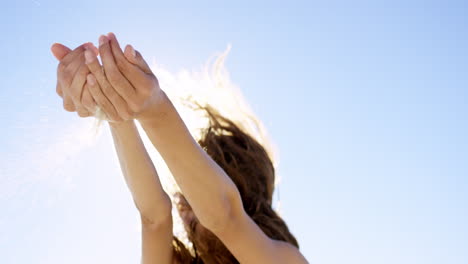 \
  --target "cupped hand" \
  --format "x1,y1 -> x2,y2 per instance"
84,32 -> 162,122
51,42 -> 100,118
